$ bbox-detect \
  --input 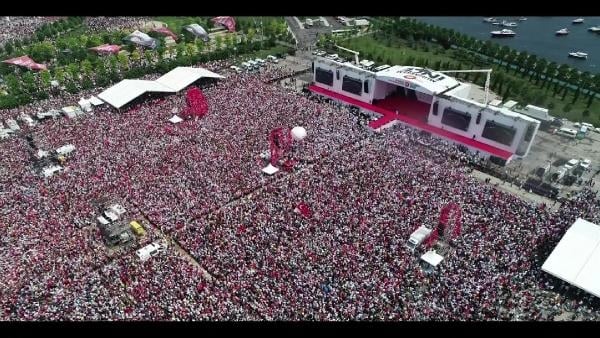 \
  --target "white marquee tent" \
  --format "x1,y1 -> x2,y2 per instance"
542,218 -> 600,298
97,67 -> 225,109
